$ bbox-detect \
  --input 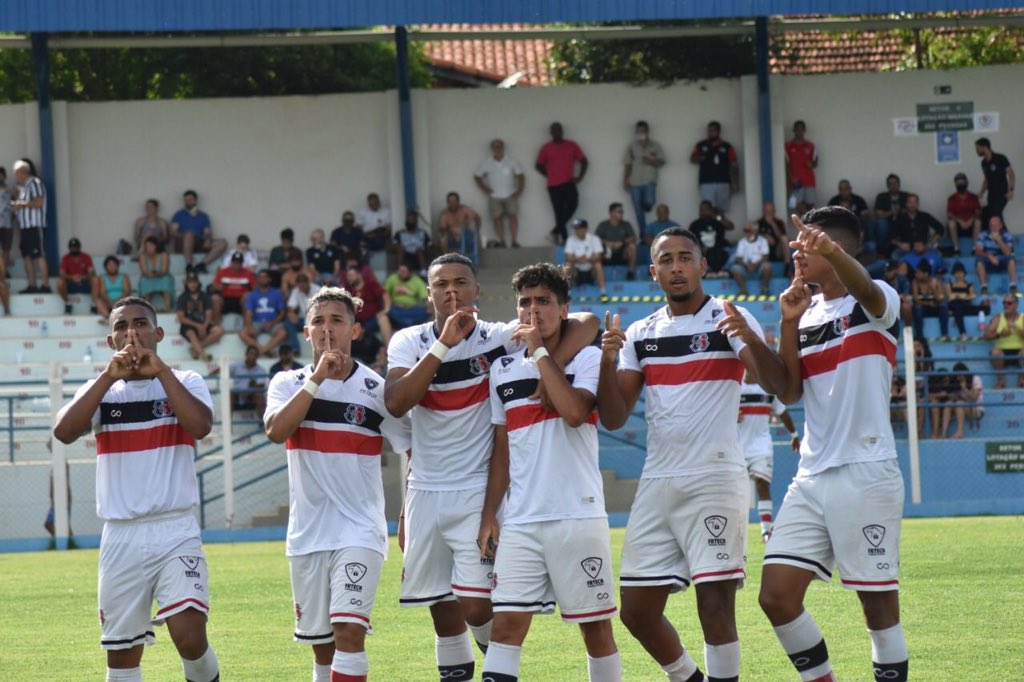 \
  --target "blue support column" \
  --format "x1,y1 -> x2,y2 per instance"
755,17 -> 774,205
395,26 -> 418,211
31,33 -> 59,272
